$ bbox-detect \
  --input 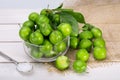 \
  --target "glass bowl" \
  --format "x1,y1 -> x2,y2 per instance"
23,36 -> 70,62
